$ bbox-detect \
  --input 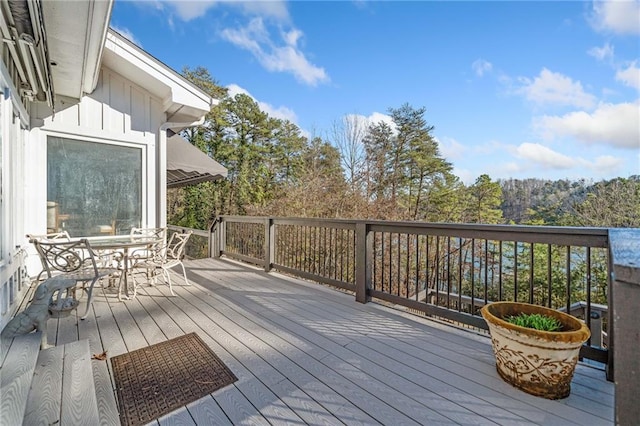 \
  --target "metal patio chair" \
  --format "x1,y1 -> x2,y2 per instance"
129,231 -> 192,297
31,238 -> 118,319
27,231 -> 72,281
